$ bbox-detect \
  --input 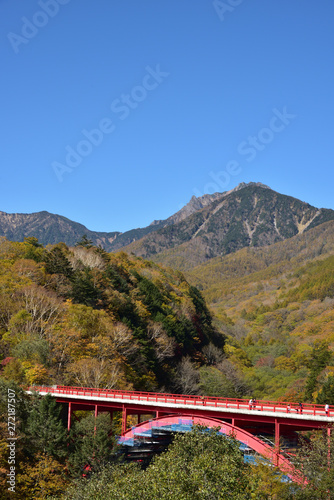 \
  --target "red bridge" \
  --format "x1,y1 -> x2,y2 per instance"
30,385 -> 334,481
